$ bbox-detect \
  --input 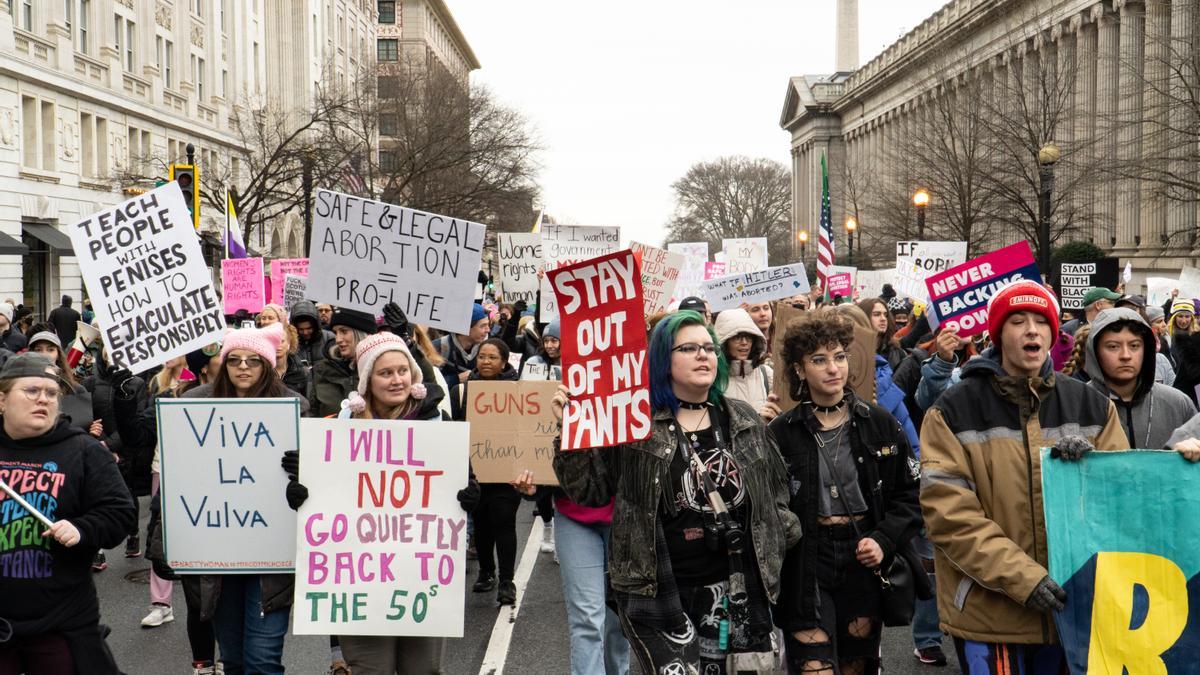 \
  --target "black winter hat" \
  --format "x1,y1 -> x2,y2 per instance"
329,307 -> 378,335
